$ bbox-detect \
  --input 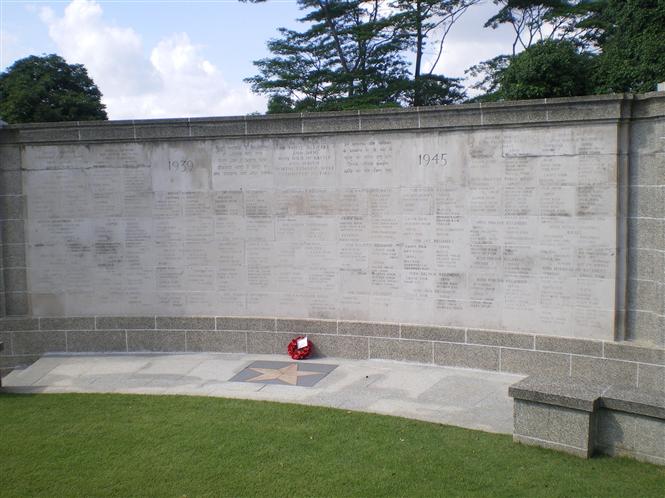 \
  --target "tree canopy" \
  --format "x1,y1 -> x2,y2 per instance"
0,54 -> 107,123
242,0 -> 665,110
244,0 -> 473,112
